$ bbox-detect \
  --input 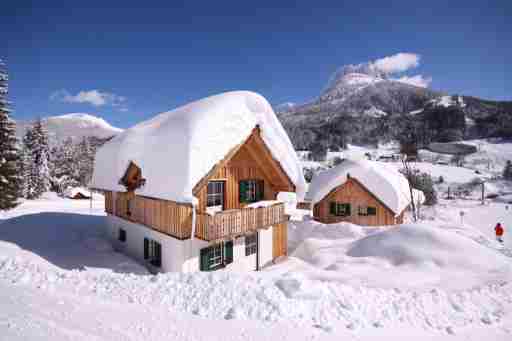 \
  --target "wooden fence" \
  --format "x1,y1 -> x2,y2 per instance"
106,191 -> 286,241
196,203 -> 286,241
